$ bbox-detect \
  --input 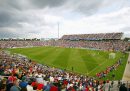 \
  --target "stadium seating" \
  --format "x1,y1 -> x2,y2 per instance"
0,32 -> 129,51
61,32 -> 123,40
